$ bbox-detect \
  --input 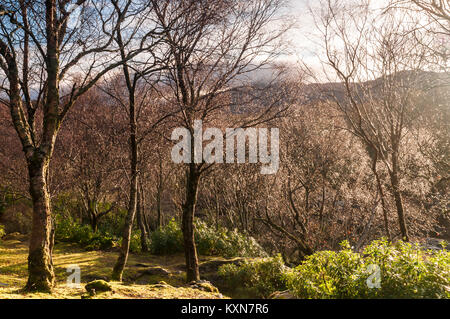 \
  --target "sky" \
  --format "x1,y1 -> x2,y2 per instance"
279,0 -> 337,82
281,0 -> 412,82
281,0 -> 319,66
